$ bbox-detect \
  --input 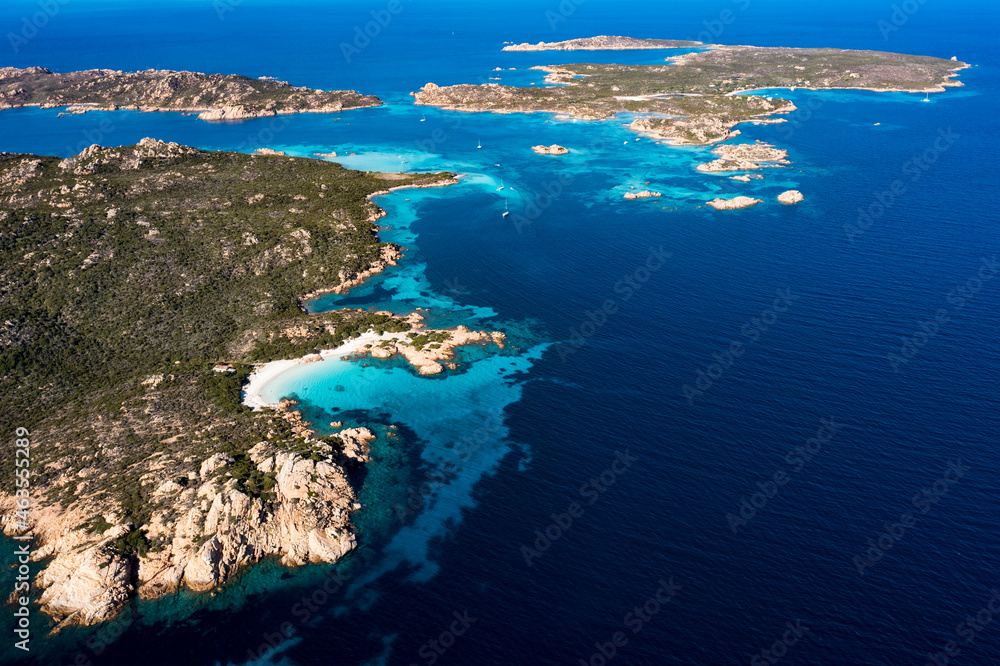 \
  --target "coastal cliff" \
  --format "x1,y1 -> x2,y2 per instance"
2,416 -> 364,628
0,66 -> 382,119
